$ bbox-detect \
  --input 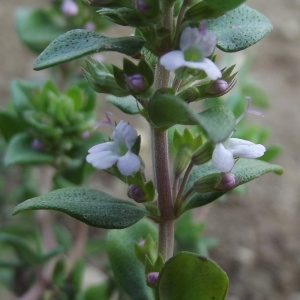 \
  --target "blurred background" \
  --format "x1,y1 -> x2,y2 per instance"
0,1 -> 300,299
